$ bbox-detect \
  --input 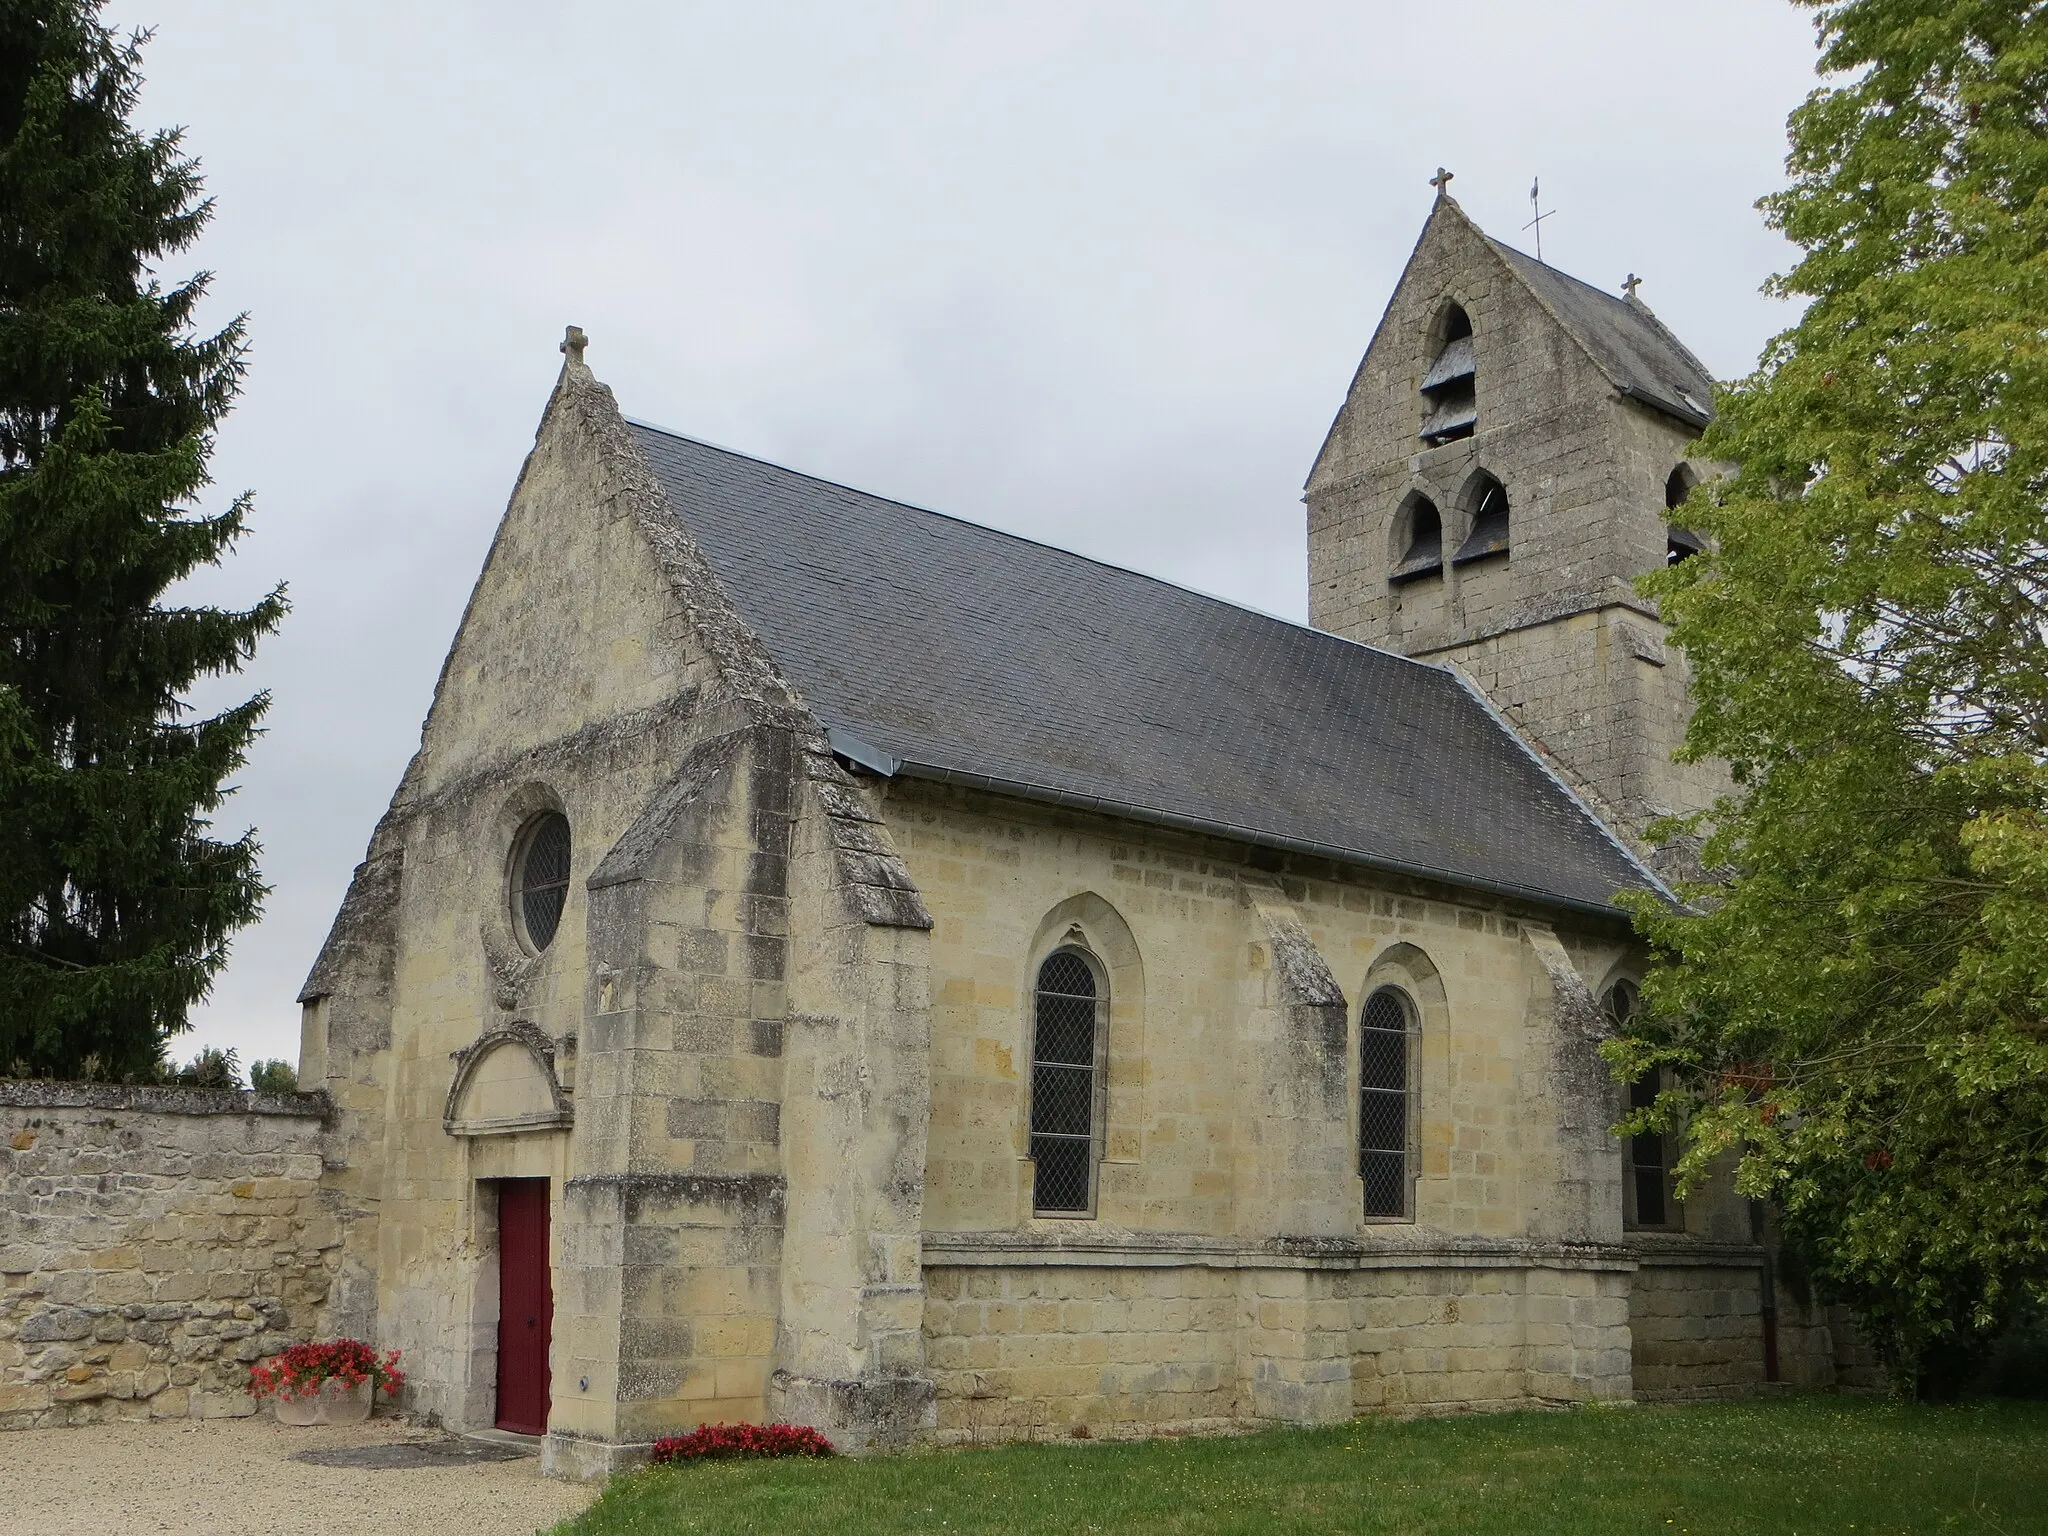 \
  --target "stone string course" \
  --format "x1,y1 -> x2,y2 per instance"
0,1082 -> 339,1428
